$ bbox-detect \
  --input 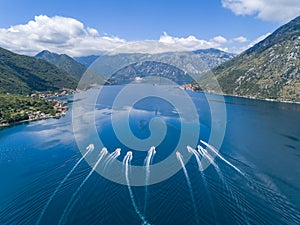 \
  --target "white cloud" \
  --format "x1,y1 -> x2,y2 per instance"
223,33 -> 271,54
222,0 -> 300,23
87,27 -> 99,36
113,34 -> 254,55
248,32 -> 271,47
157,32 -> 225,50
233,36 -> 248,43
212,36 -> 228,44
110,33 -> 226,54
0,15 -> 125,56
0,15 -> 258,56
